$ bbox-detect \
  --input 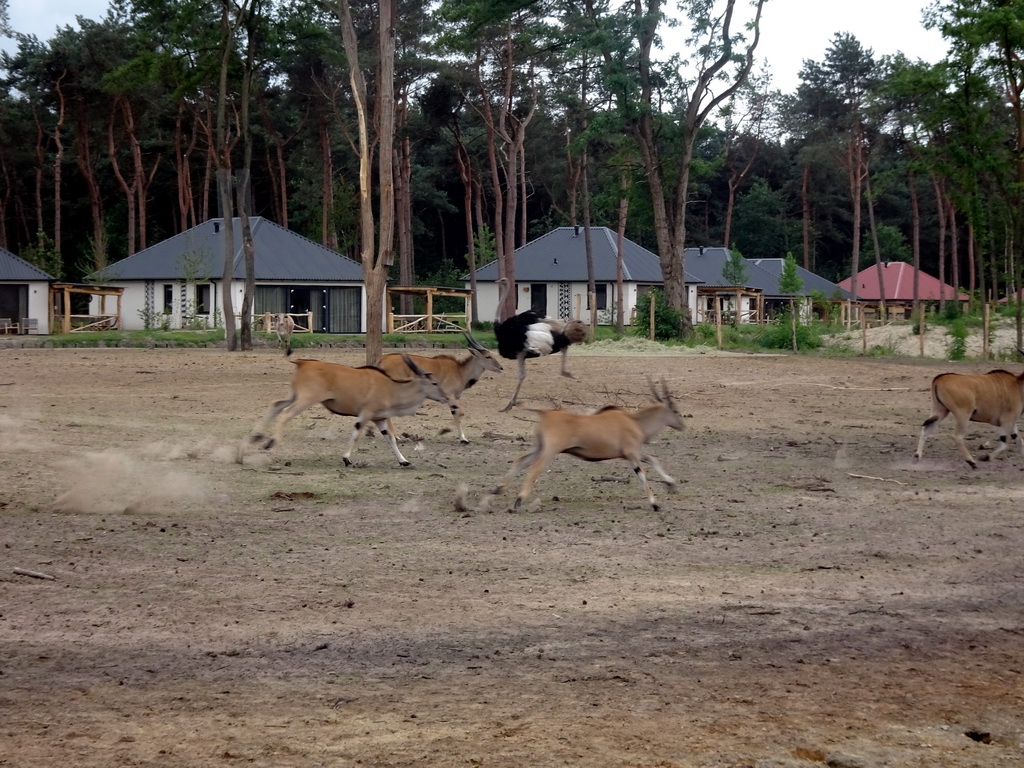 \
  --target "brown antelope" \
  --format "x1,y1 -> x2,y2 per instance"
914,368 -> 1024,468
248,355 -> 457,467
491,378 -> 684,510
377,334 -> 504,443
